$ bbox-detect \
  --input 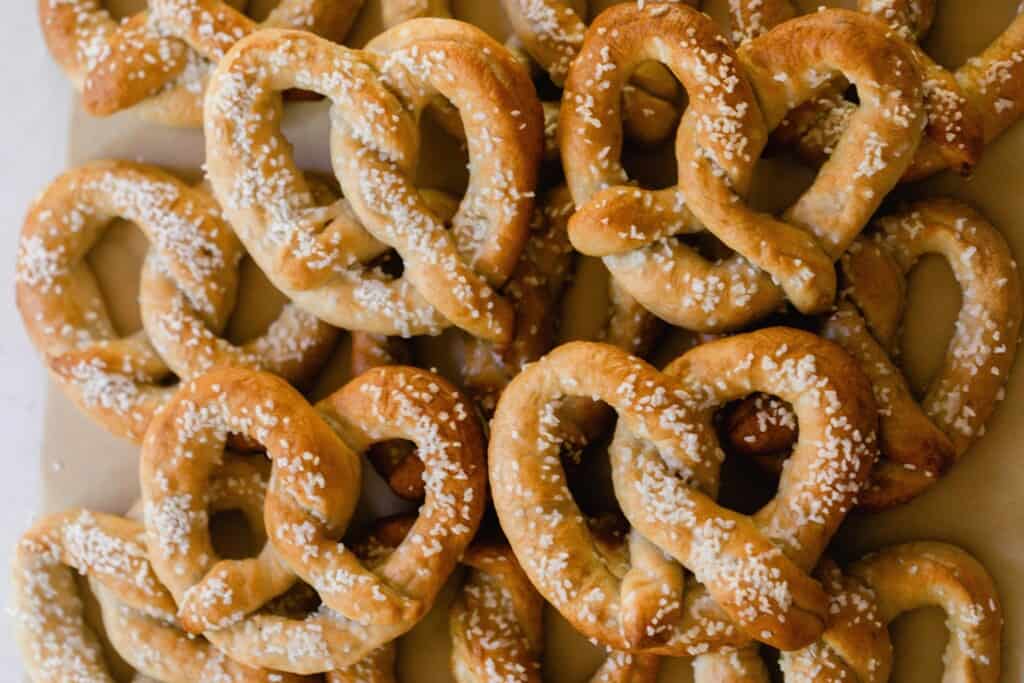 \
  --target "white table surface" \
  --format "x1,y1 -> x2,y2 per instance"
0,4 -> 71,675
